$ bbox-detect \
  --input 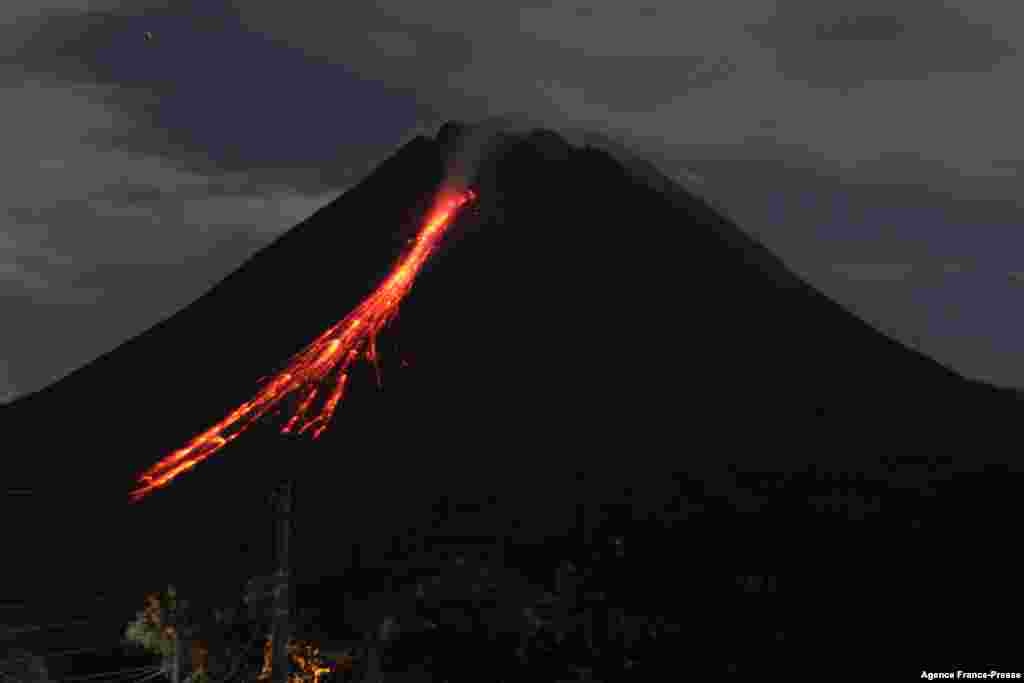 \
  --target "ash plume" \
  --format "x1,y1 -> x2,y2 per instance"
434,115 -> 707,209
437,115 -> 571,189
